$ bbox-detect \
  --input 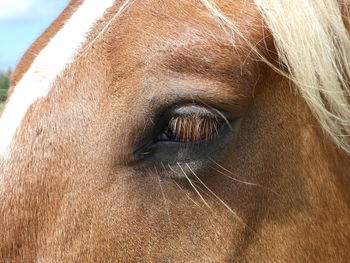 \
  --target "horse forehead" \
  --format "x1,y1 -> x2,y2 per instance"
105,0 -> 264,75
0,0 -> 116,158
0,0 -> 261,159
